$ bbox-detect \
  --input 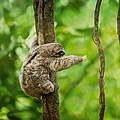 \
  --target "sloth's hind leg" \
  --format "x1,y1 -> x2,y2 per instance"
37,74 -> 54,94
42,80 -> 54,94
